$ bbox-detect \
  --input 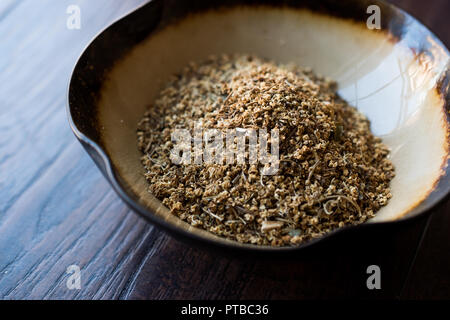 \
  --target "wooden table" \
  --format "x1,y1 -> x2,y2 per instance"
0,0 -> 448,300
